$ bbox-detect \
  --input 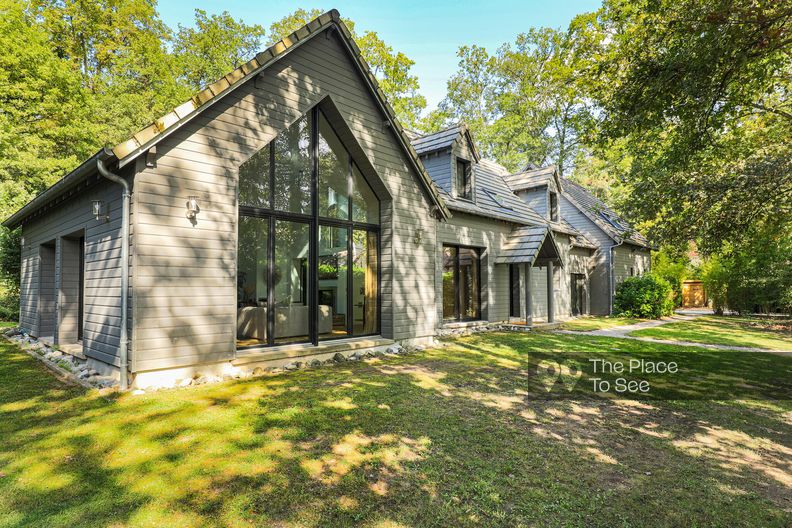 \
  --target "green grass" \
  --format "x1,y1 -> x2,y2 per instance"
0,333 -> 790,527
0,323 -> 15,329
561,316 -> 645,331
629,315 -> 792,351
